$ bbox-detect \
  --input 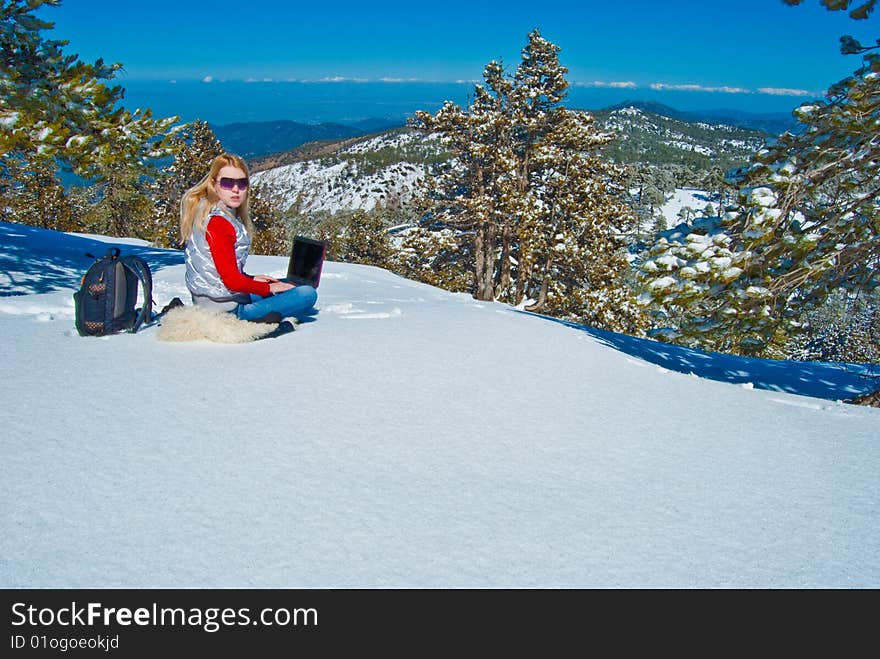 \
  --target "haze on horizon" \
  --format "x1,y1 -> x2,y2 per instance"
37,0 -> 880,120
